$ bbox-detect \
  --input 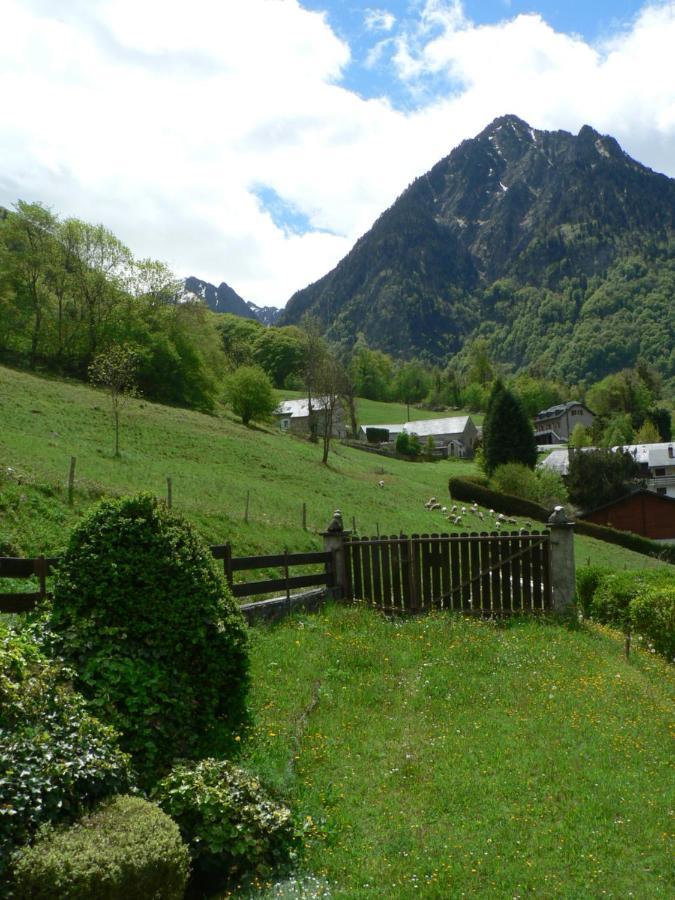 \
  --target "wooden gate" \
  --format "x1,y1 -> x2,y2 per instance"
344,531 -> 551,615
